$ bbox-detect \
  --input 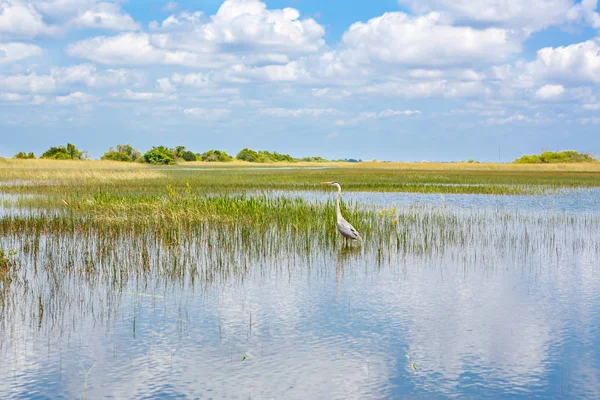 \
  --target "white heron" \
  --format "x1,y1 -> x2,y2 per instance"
321,181 -> 362,246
